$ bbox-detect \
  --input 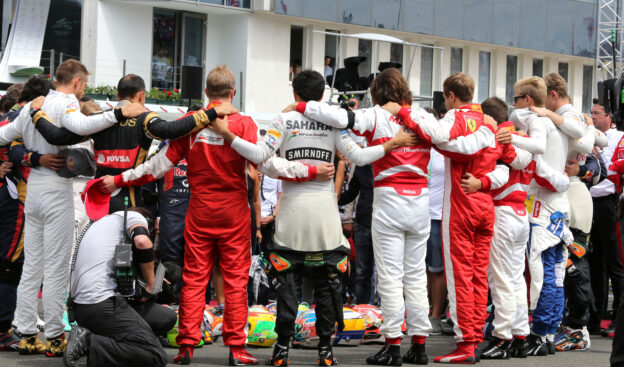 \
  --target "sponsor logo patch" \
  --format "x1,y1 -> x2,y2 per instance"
267,129 -> 282,139
285,147 -> 333,162
94,148 -> 139,169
